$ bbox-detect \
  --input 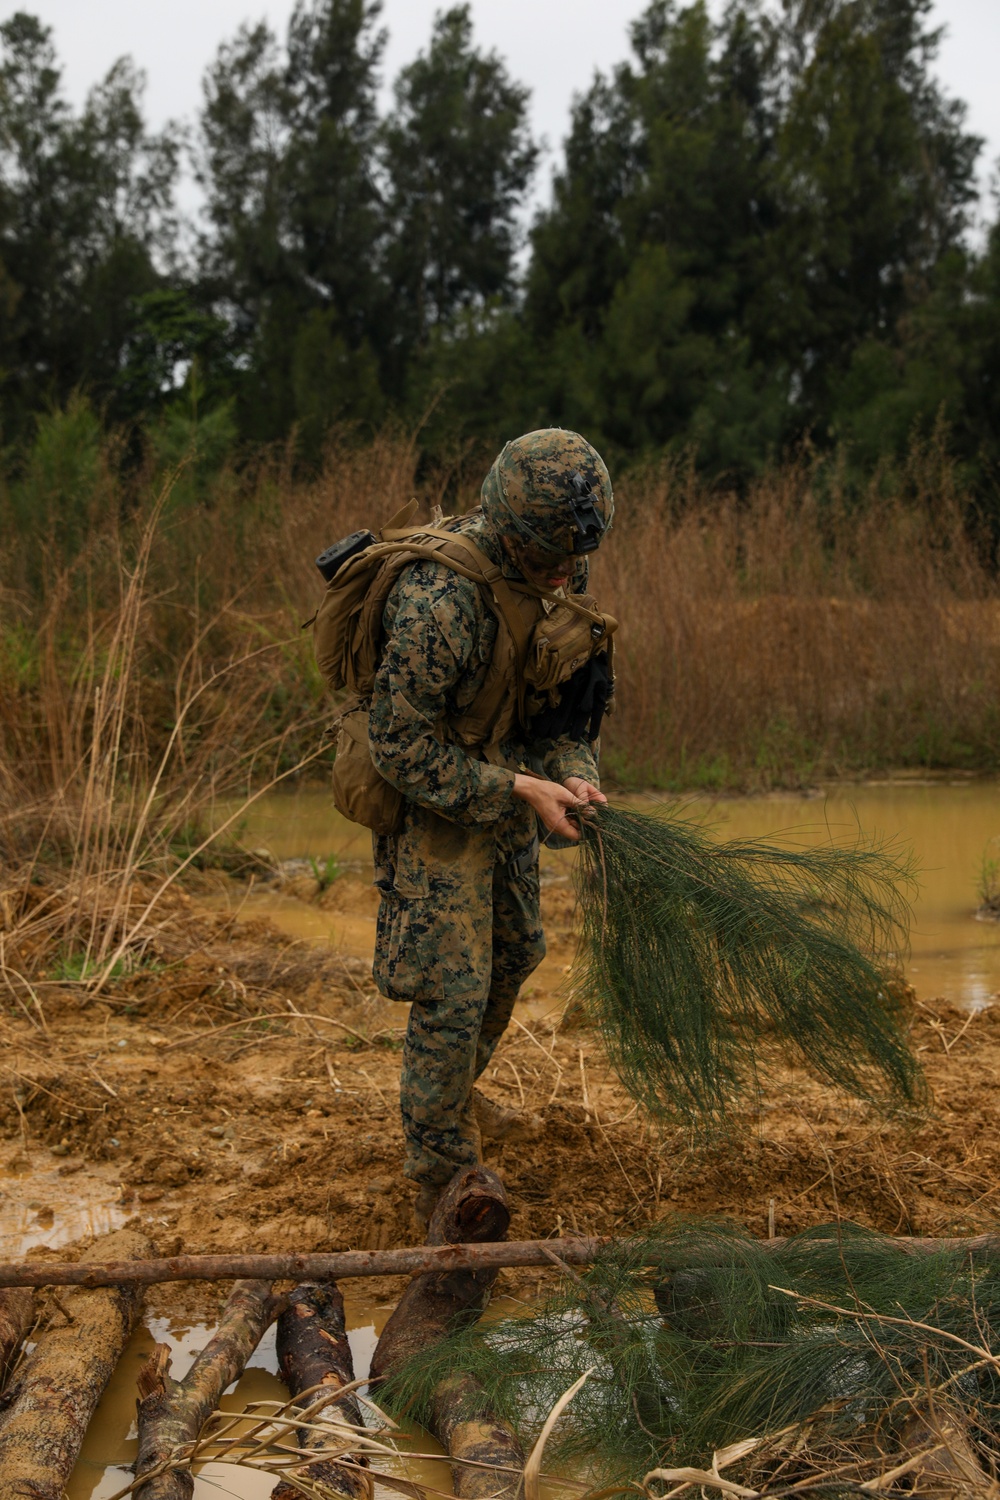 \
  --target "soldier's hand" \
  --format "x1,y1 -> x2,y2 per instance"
562,776 -> 606,808
512,773 -> 593,842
